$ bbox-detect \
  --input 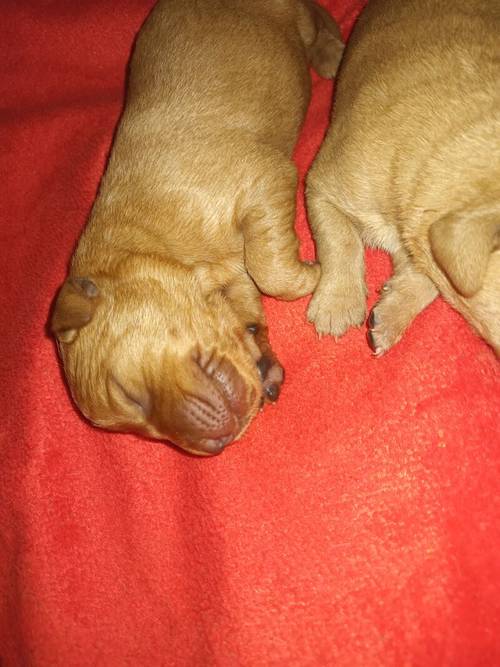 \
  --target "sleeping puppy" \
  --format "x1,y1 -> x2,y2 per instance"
50,0 -> 343,455
306,0 -> 500,355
